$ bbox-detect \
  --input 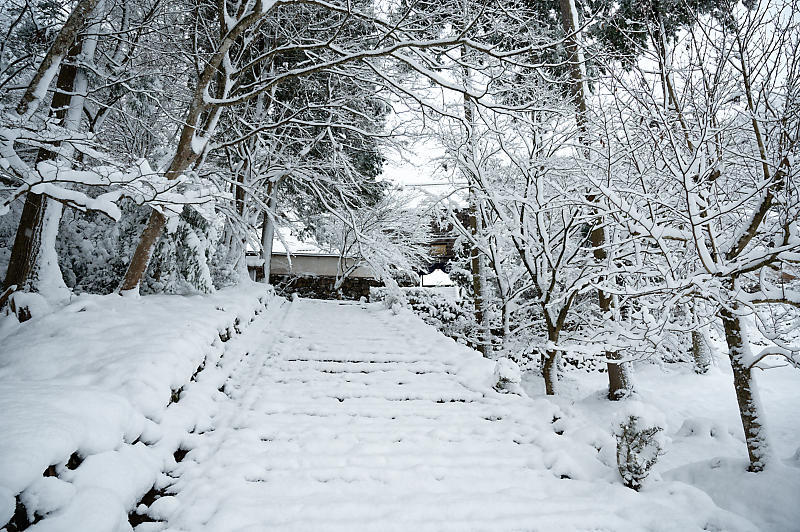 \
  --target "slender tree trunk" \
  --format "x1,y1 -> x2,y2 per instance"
260,181 -> 277,282
119,211 -> 166,293
590,222 -> 633,399
692,330 -> 711,374
233,158 -> 250,280
720,306 -> 768,472
500,295 -> 510,344
542,326 -> 561,395
119,3 -> 266,293
460,35 -> 491,357
468,198 -> 491,356
120,120 -> 205,294
28,200 -> 68,297
558,0 -> 633,399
